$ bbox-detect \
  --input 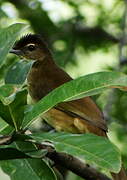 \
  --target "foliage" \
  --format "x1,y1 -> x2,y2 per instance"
0,1 -> 127,180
